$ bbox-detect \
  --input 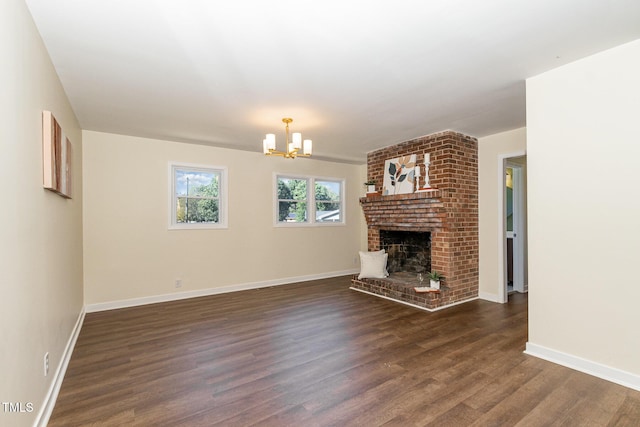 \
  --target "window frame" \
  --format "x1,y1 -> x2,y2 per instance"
169,162 -> 228,230
274,173 -> 345,227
